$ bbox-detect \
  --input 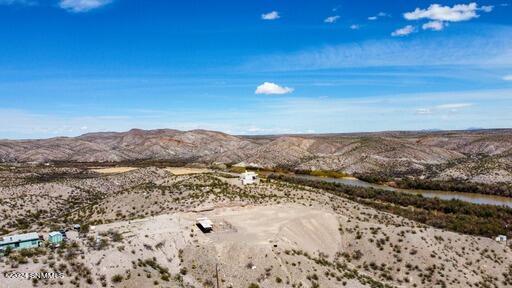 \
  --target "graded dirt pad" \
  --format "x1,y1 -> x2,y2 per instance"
89,167 -> 139,174
164,167 -> 211,175
203,205 -> 342,256
83,205 -> 348,288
